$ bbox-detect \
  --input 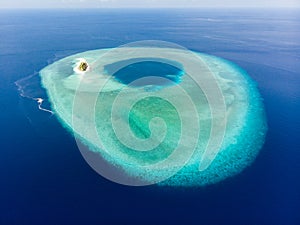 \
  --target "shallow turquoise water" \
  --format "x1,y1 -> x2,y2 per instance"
40,47 -> 267,186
